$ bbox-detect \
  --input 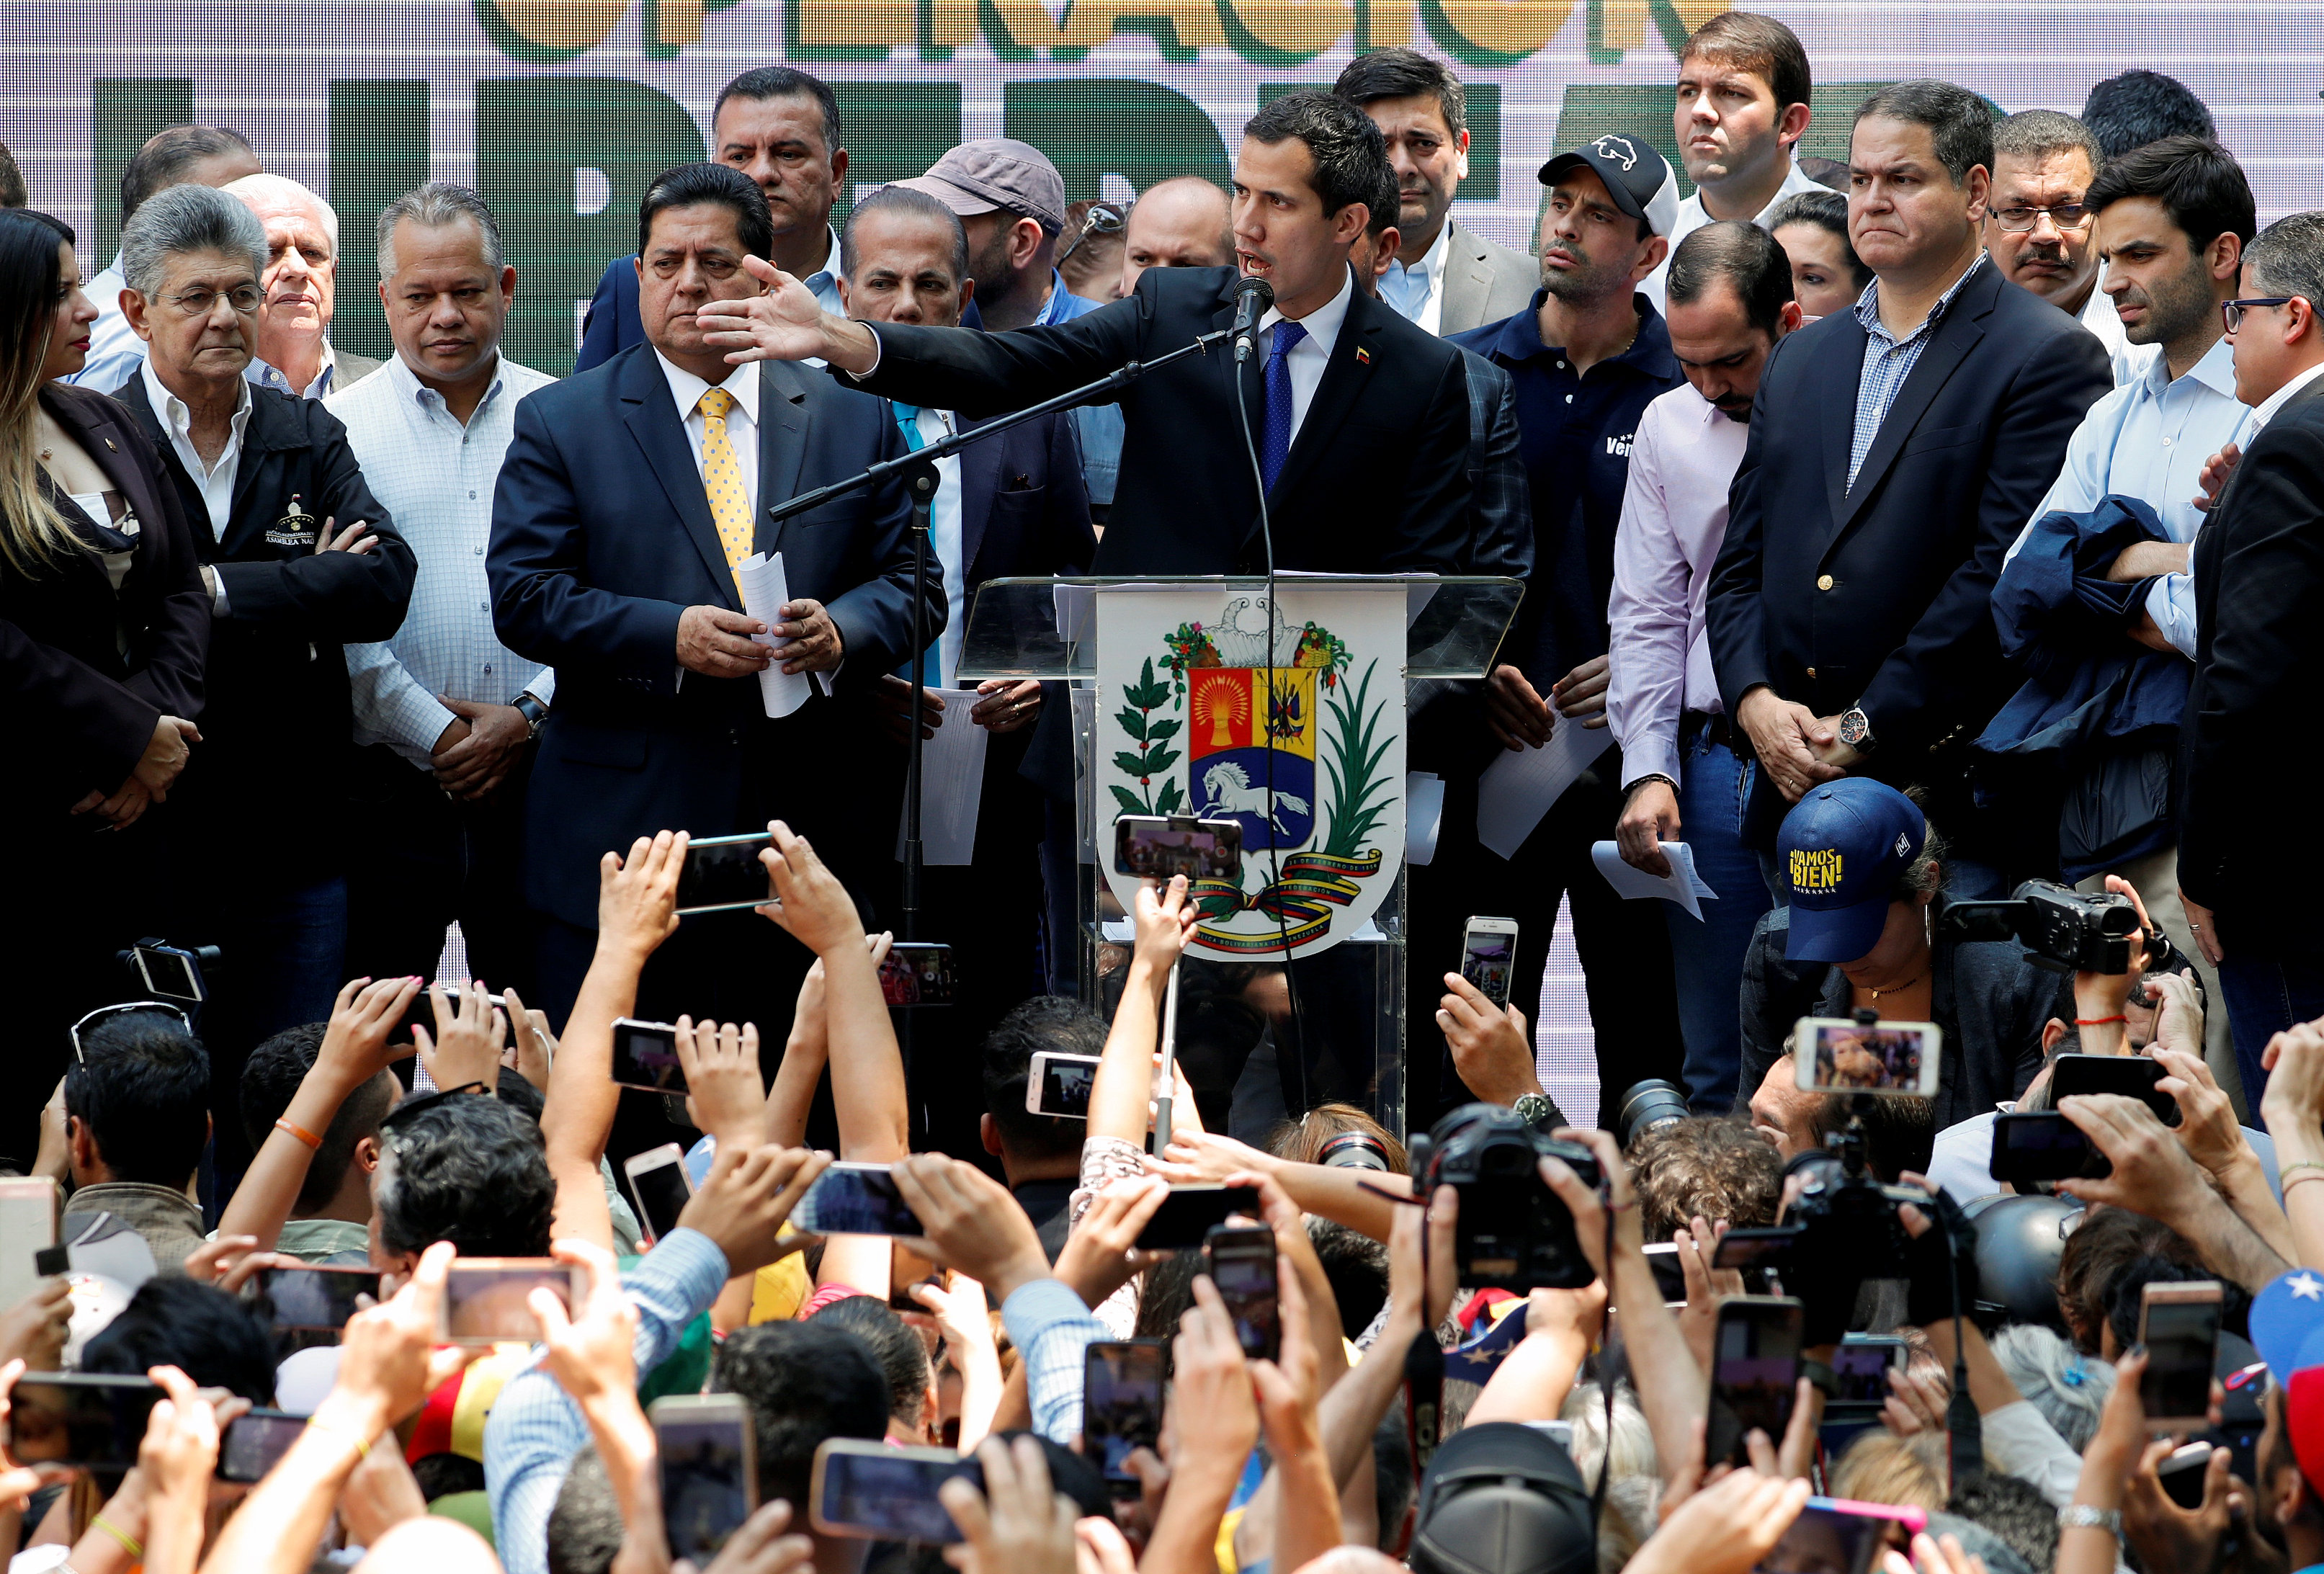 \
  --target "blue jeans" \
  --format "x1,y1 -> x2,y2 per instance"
2217,952 -> 2324,1119
1668,730 -> 1775,1114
